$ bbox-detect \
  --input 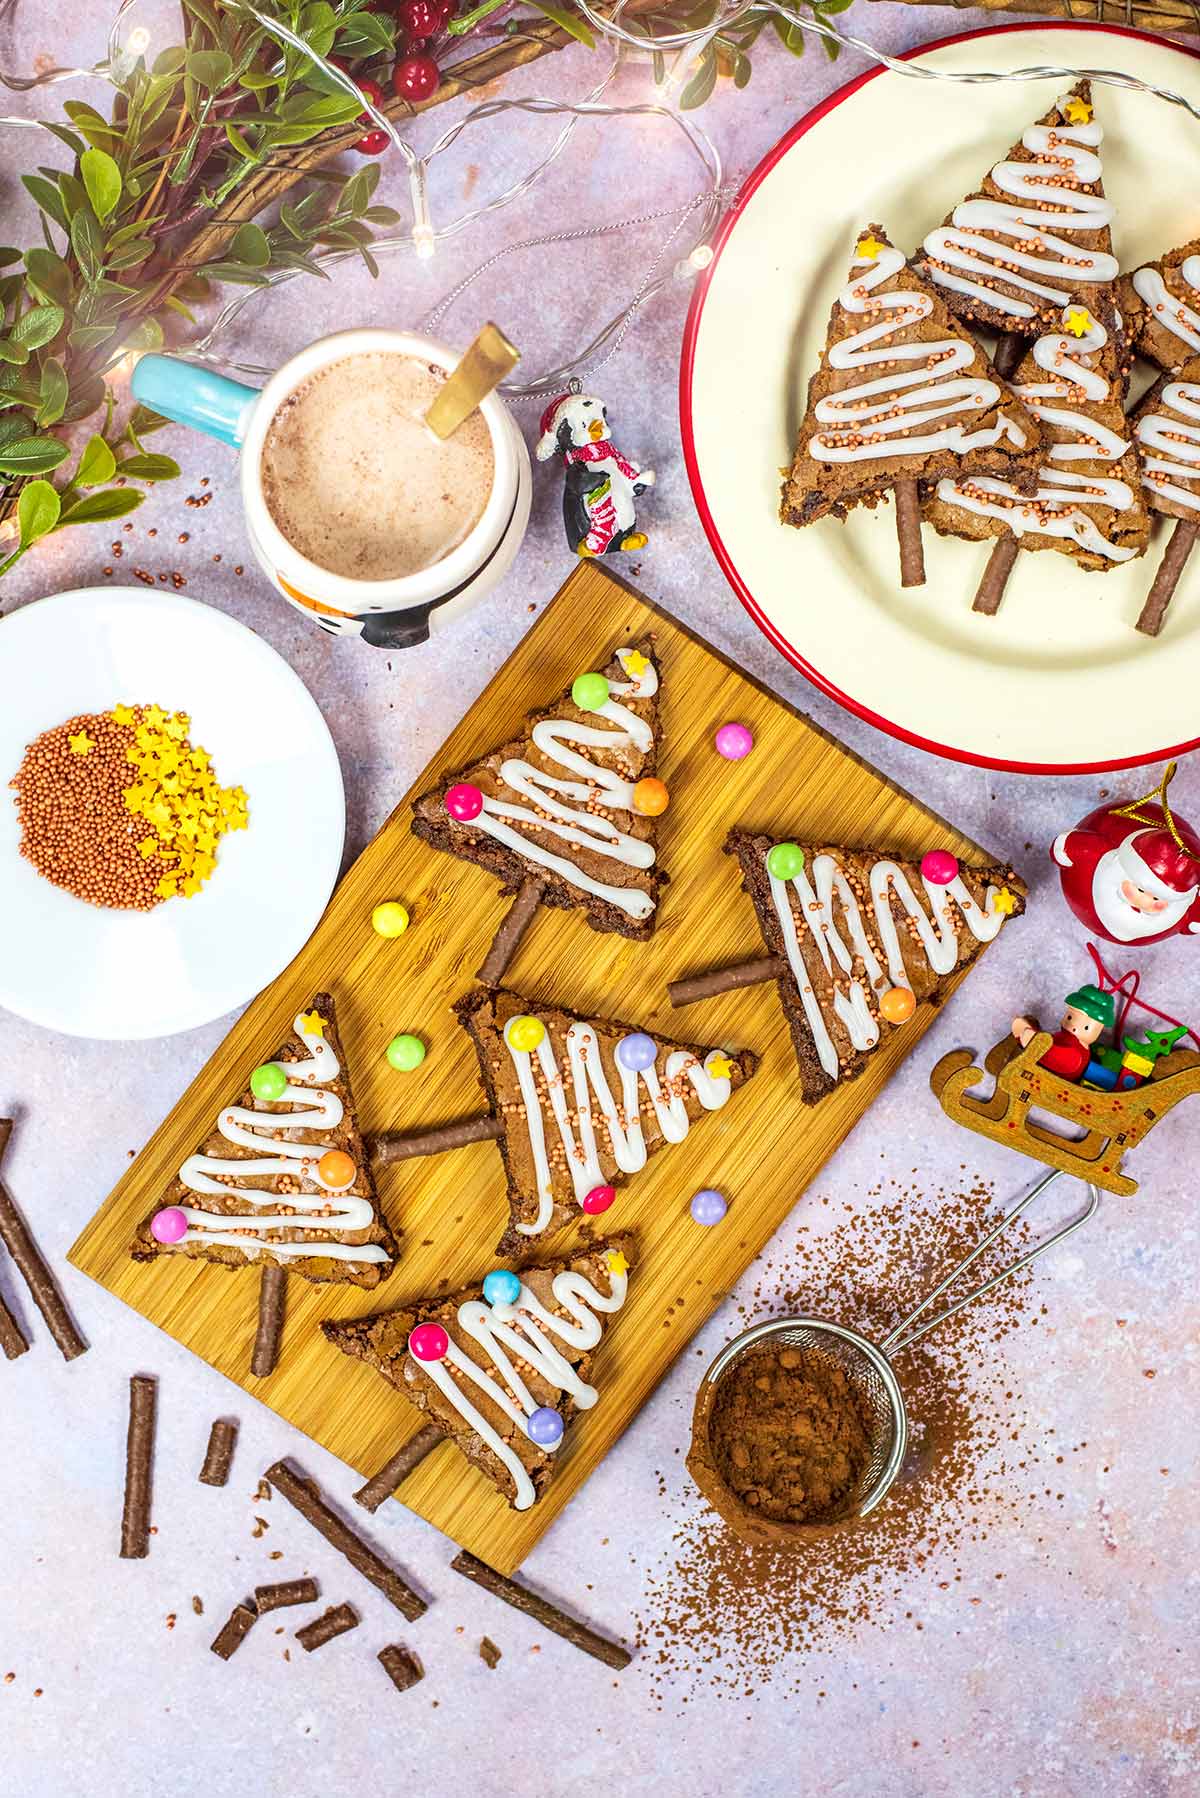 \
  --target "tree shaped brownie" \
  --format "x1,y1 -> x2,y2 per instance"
1119,236 -> 1200,373
780,223 -> 1039,586
133,994 -> 396,1373
1130,358 -> 1200,635
324,1236 -> 632,1513
411,640 -> 668,983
